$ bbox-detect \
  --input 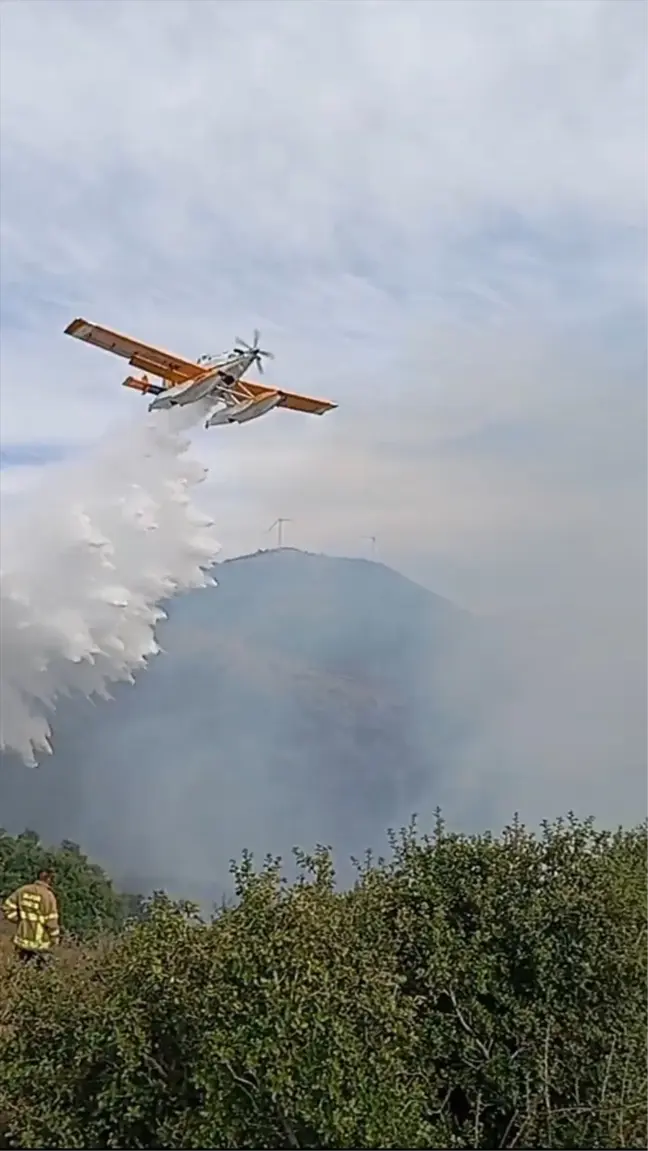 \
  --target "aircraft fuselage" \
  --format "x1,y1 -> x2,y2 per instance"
147,350 -> 257,412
